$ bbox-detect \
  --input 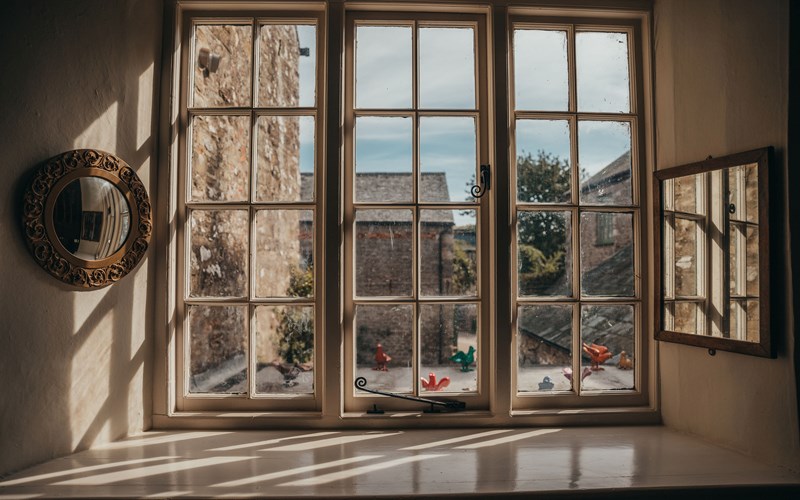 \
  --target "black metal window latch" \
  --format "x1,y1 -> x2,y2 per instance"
471,164 -> 491,198
355,377 -> 466,414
